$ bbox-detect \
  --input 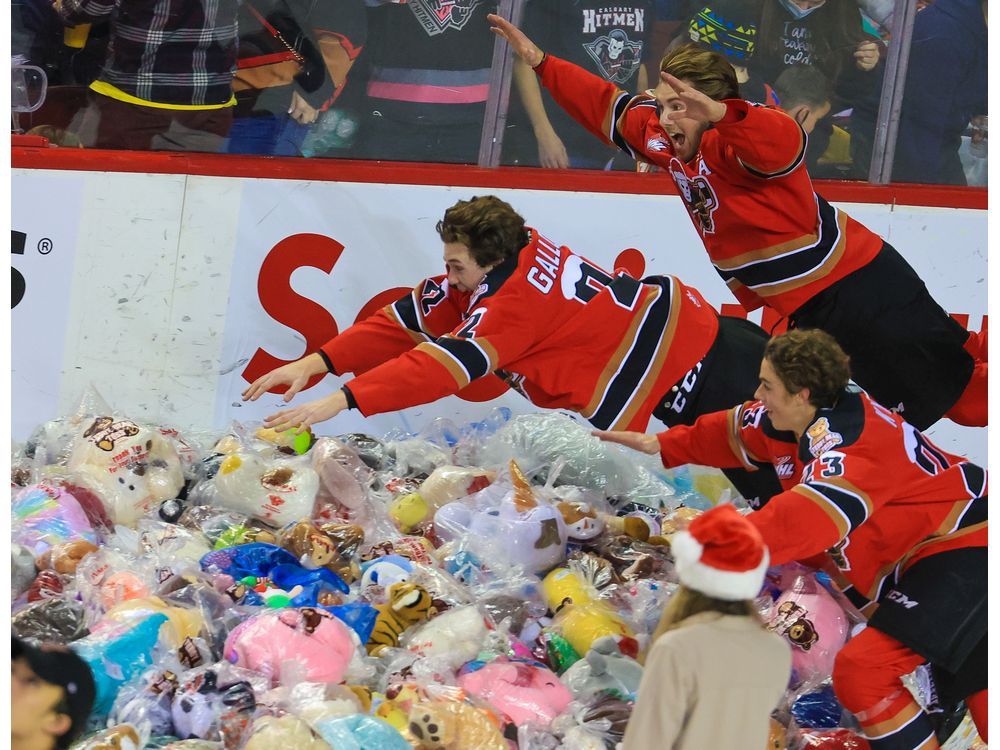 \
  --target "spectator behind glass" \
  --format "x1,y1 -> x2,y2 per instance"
503,0 -> 656,170
684,2 -> 777,105
892,0 -> 987,185
350,0 -> 498,165
12,637 -> 97,750
56,0 -> 240,152
226,0 -> 367,156
622,504 -> 791,750
772,64 -> 831,134
752,0 -> 880,120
